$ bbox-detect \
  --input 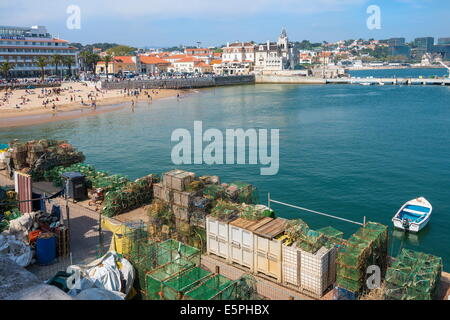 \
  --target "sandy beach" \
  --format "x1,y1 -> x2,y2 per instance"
0,82 -> 186,128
